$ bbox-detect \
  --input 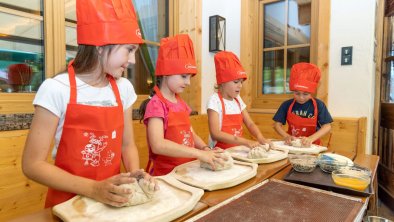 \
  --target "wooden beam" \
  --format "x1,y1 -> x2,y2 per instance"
176,0 -> 202,113
314,0 -> 330,104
